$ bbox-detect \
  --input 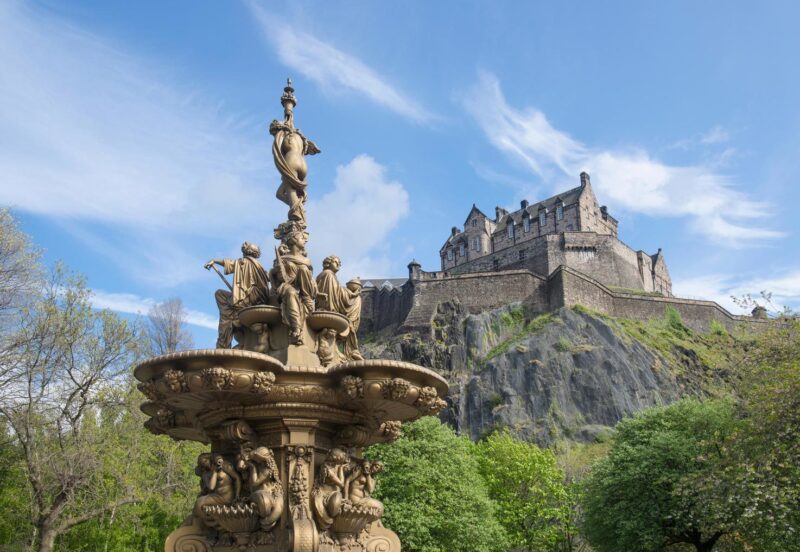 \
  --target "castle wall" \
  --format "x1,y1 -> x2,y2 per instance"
550,266 -> 762,333
360,284 -> 414,332
360,265 -> 764,337
401,270 -> 549,331
445,232 -> 660,294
